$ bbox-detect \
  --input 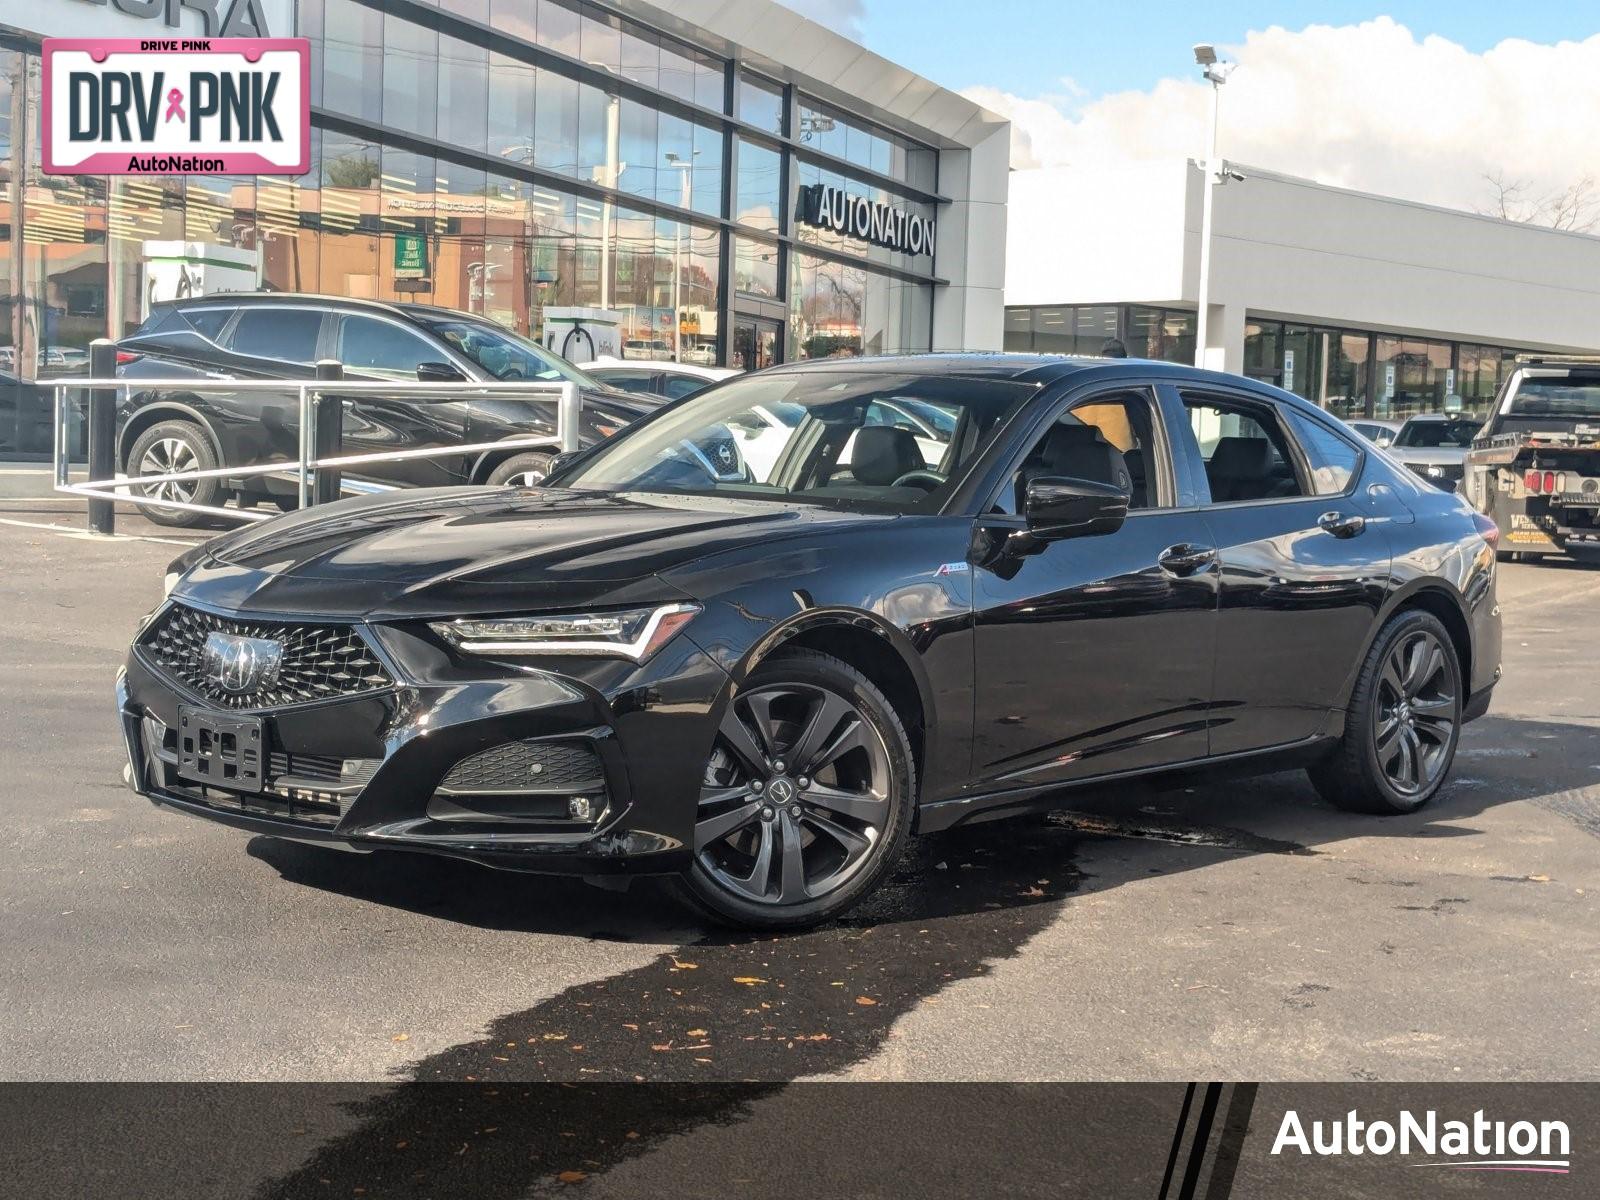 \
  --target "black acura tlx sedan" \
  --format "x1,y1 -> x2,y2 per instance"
117,354 -> 1502,929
